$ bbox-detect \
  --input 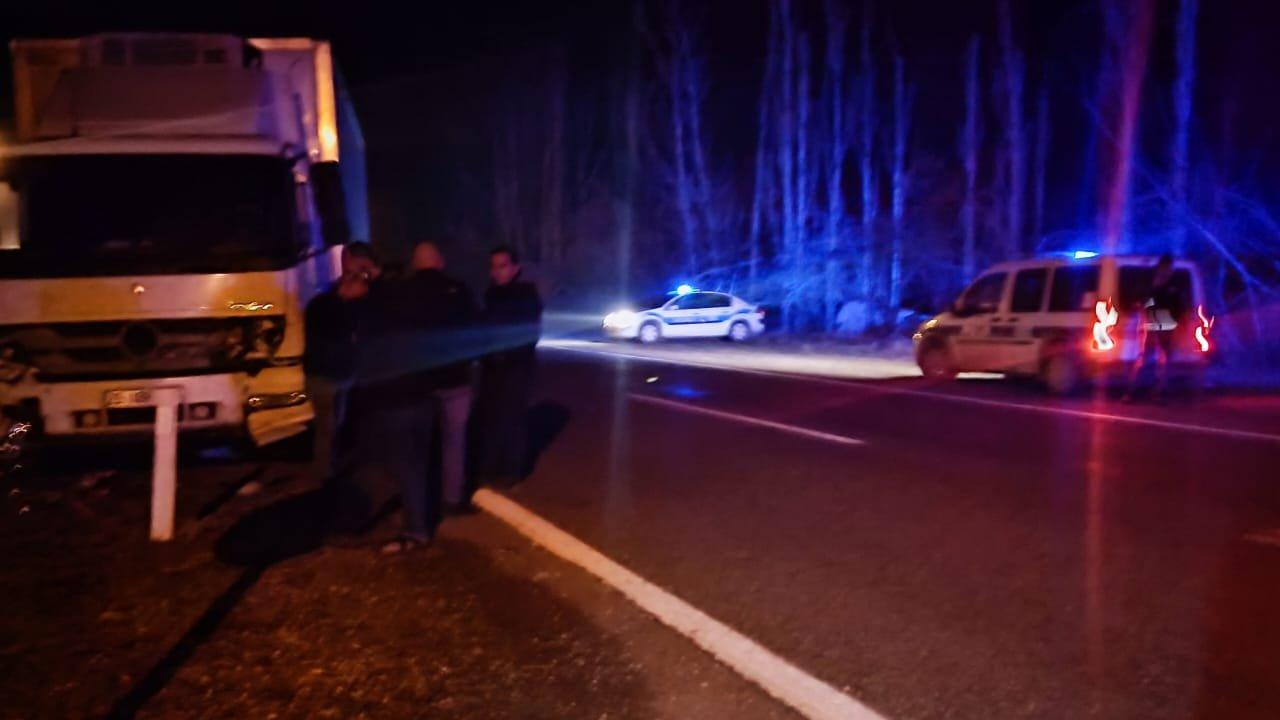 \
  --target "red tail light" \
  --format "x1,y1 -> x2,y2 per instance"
1092,299 -> 1118,352
1195,304 -> 1214,352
